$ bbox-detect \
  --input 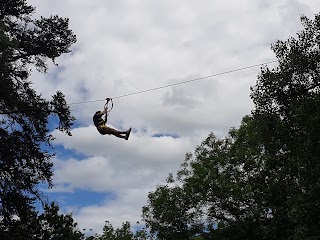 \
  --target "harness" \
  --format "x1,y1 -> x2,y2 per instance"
97,117 -> 105,126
